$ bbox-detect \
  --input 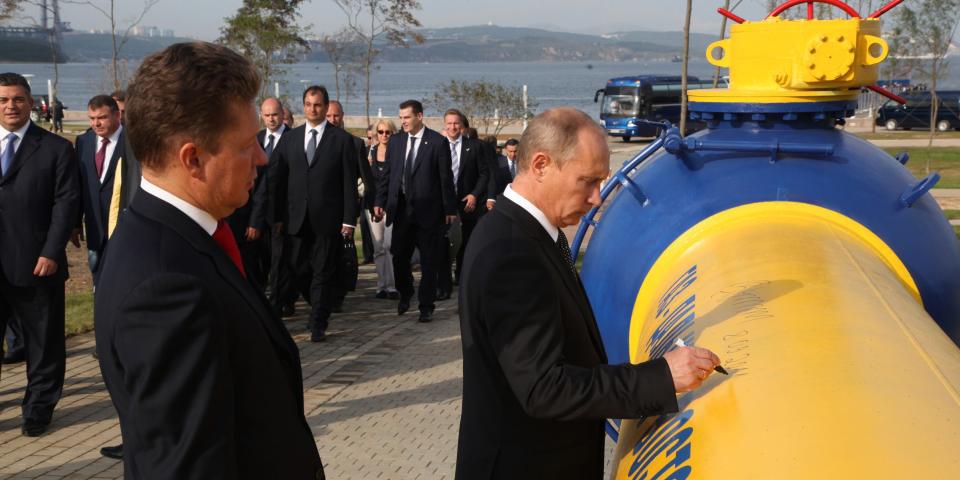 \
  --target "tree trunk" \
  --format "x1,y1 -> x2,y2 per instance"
364,41 -> 372,126
110,0 -> 120,92
680,0 -> 693,135
927,62 -> 938,174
